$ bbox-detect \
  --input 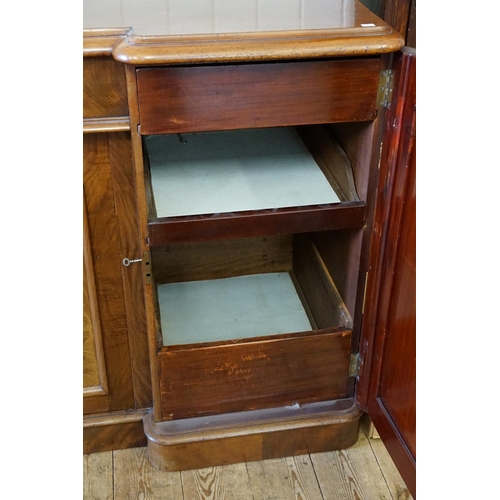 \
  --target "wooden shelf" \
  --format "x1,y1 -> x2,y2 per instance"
145,126 -> 365,245
158,272 -> 313,346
